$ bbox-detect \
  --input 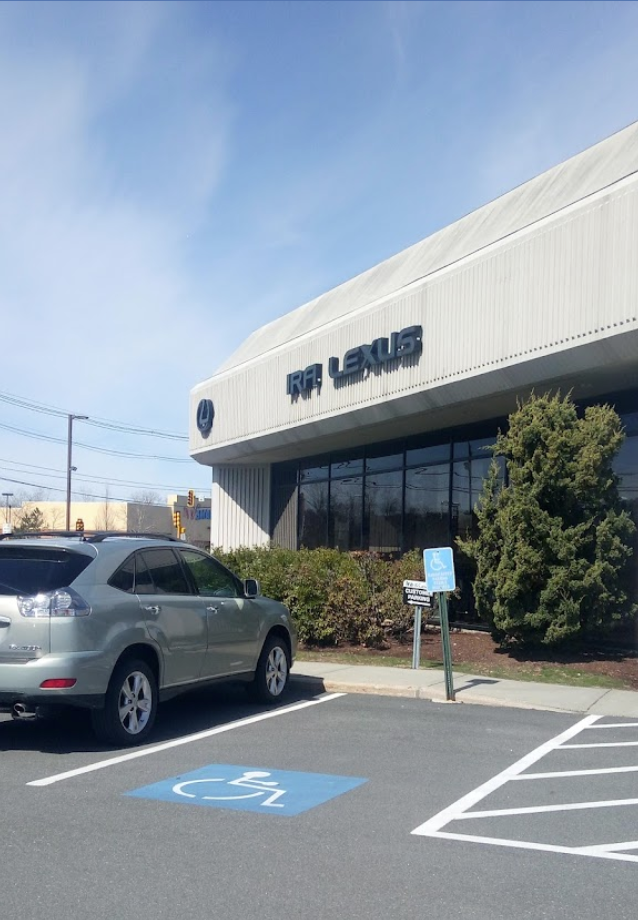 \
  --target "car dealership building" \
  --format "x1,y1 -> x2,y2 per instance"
190,121 -> 638,604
